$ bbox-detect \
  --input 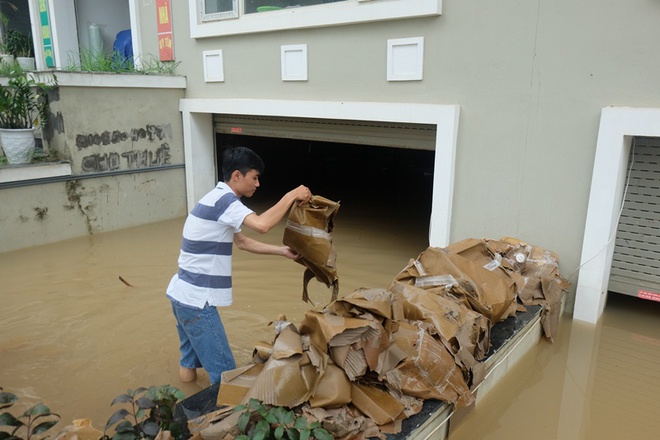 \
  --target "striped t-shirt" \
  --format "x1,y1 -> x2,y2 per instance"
166,182 -> 254,307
